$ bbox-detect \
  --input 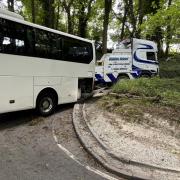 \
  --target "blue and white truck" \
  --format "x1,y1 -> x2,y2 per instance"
95,38 -> 159,83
